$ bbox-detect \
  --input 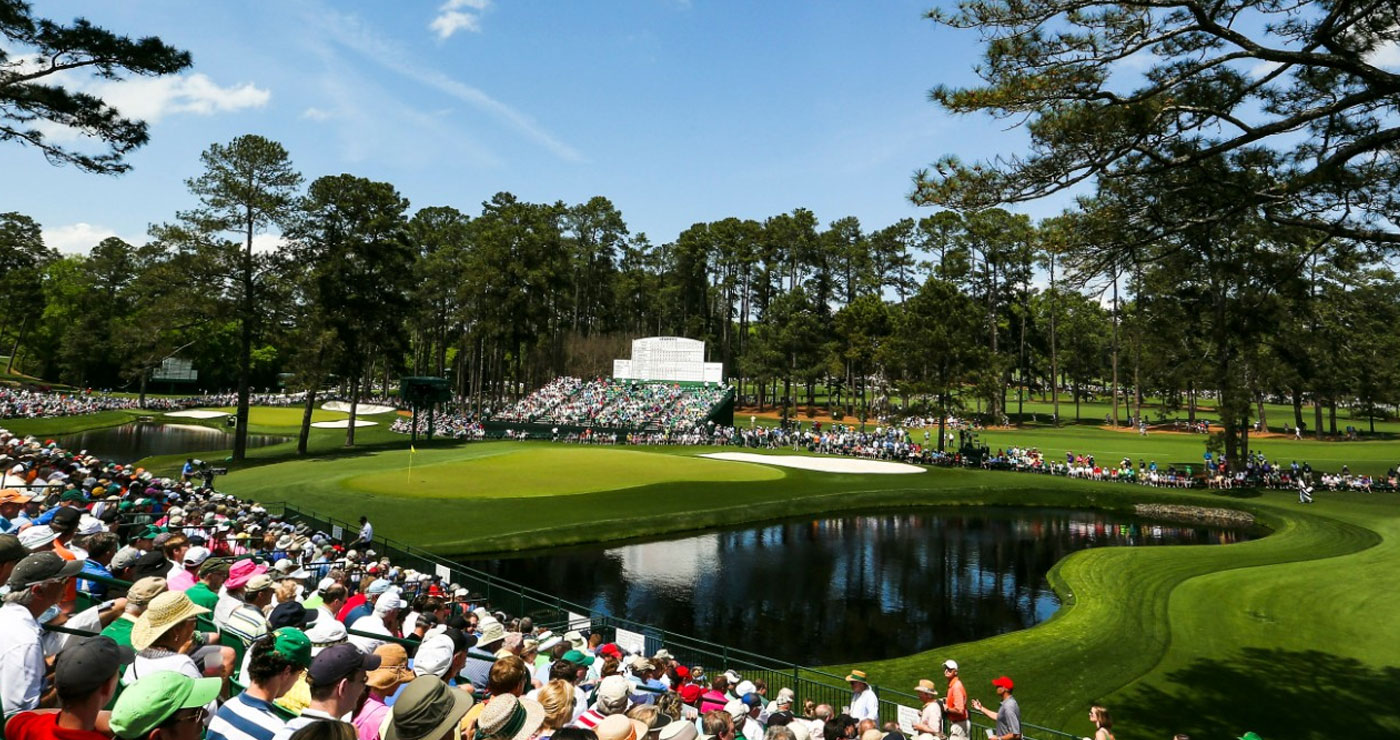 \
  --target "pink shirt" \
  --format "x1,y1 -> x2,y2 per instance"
354,694 -> 390,740
167,564 -> 196,591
